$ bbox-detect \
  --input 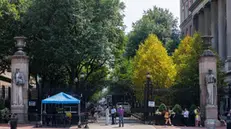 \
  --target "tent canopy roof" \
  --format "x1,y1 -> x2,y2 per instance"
42,92 -> 80,104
